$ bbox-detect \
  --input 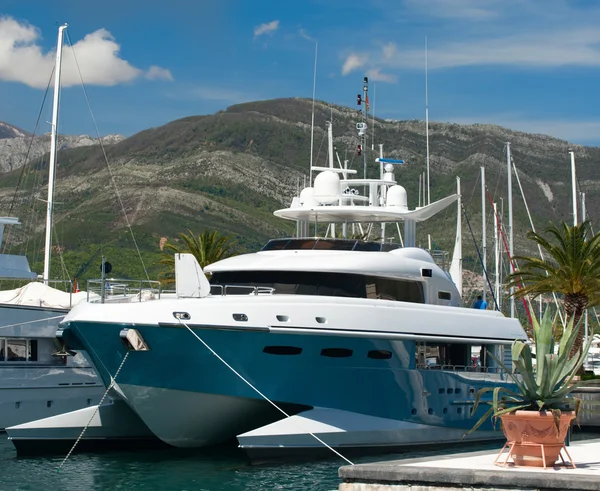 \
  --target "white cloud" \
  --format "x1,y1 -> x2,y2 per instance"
254,20 -> 279,38
299,28 -> 316,43
0,16 -> 172,89
146,65 -> 173,81
341,26 -> 600,74
404,0 -> 504,19
366,68 -> 397,83
341,53 -> 367,75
